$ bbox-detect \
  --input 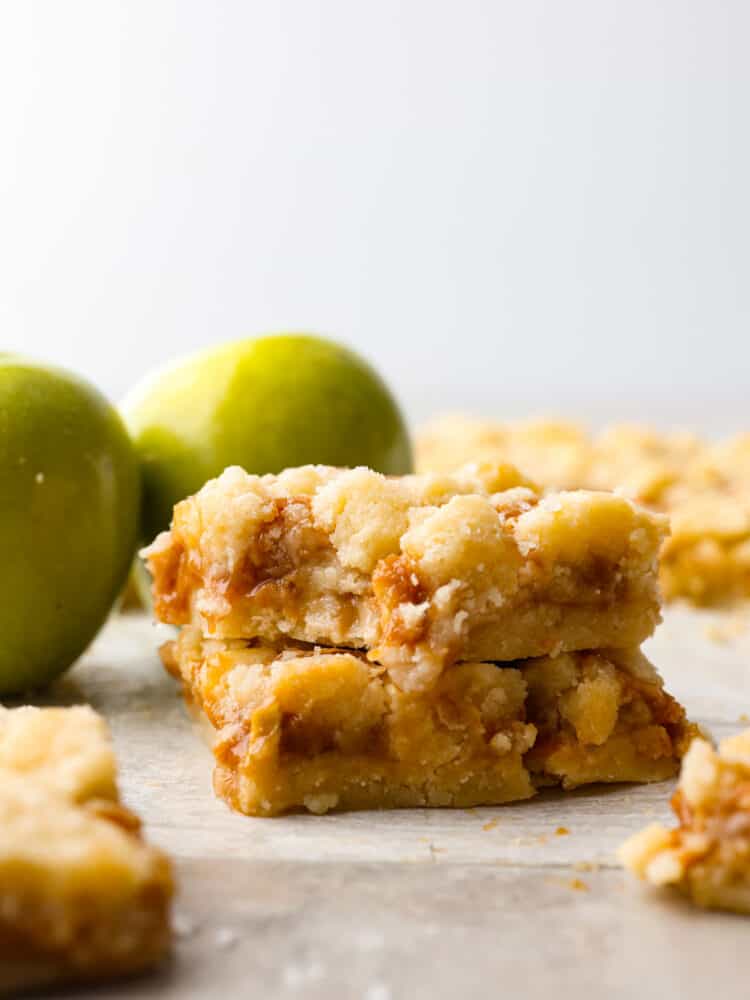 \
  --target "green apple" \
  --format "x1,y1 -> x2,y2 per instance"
0,357 -> 140,695
123,334 -> 413,542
